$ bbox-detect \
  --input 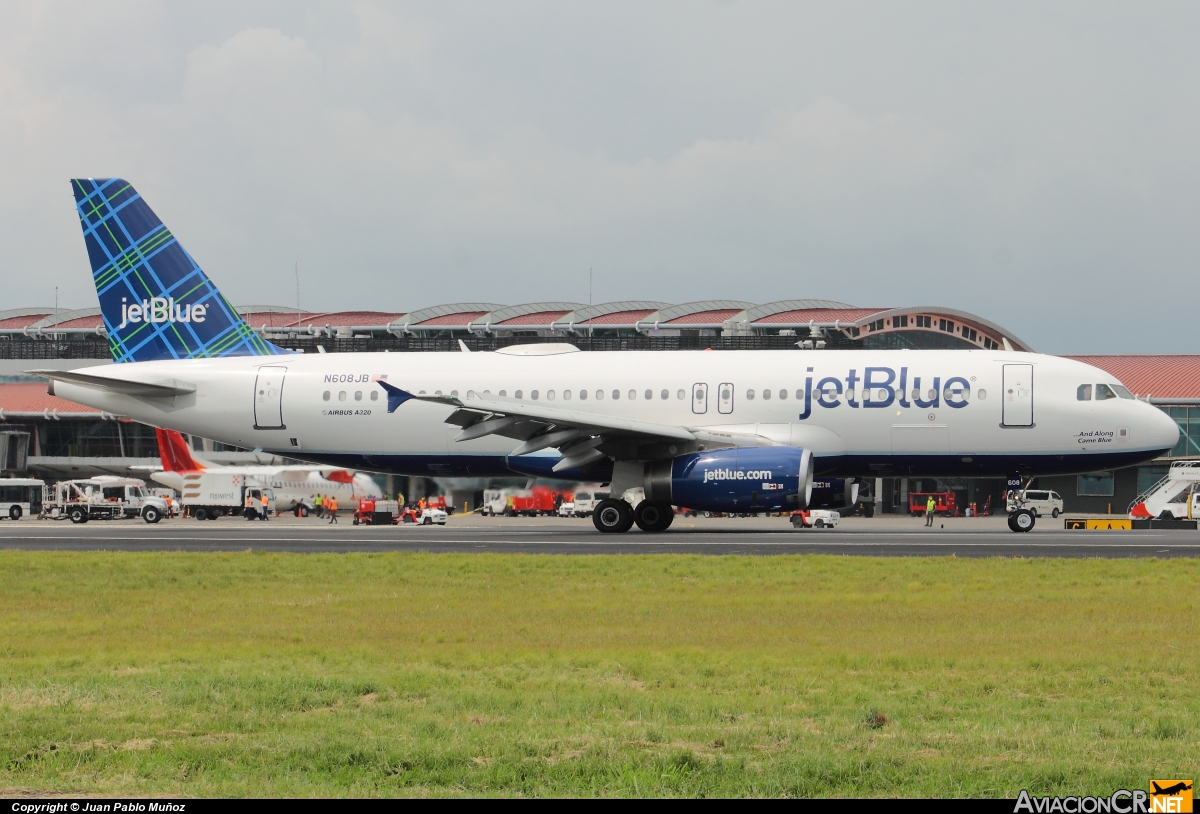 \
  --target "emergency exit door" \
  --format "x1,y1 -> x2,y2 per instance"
717,383 -> 734,414
692,383 -> 708,415
1002,364 -> 1033,427
253,366 -> 287,430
